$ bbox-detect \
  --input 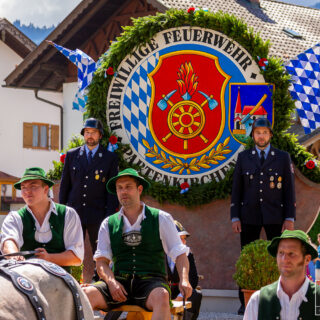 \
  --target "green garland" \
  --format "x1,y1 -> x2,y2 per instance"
48,9 -> 320,206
